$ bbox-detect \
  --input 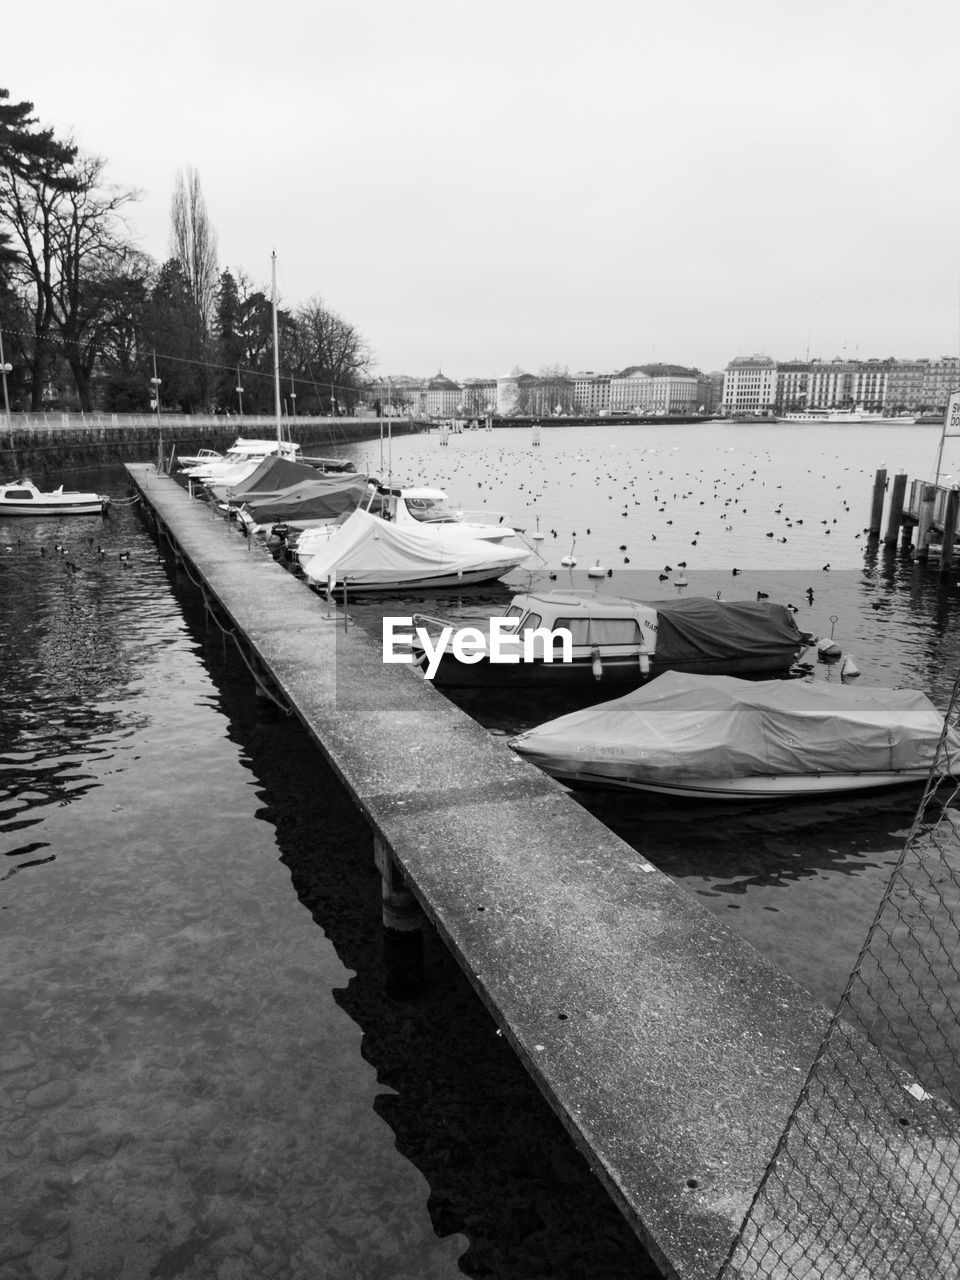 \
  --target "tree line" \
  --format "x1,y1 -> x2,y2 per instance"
0,88 -> 371,415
